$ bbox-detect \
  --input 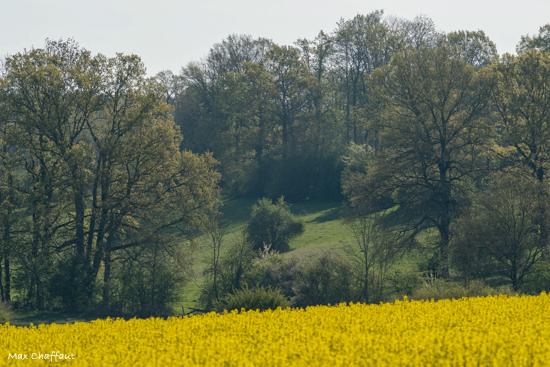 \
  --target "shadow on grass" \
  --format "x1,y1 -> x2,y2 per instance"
310,207 -> 343,223
290,200 -> 342,217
